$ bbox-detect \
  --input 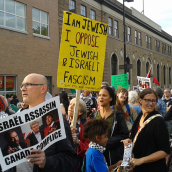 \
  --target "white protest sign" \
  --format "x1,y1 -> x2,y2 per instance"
0,97 -> 66,171
121,143 -> 132,167
137,76 -> 151,91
